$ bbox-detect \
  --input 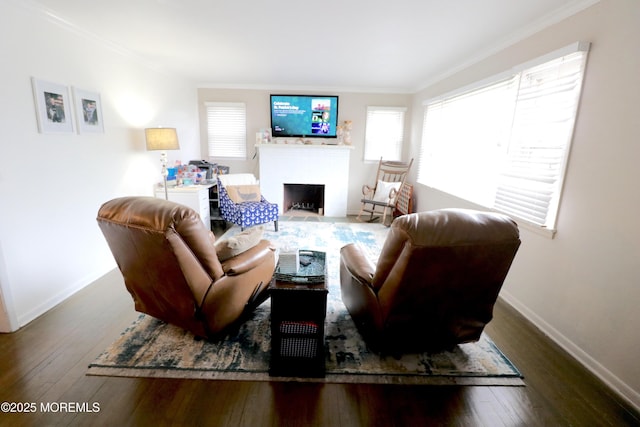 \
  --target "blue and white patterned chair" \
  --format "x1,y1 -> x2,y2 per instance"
218,174 -> 279,231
